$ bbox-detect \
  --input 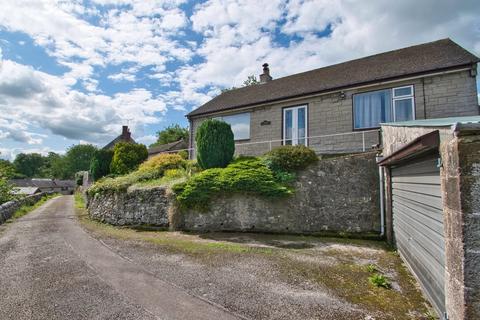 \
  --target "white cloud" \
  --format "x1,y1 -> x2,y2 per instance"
181,0 -> 480,108
0,60 -> 167,145
135,134 -> 157,146
0,0 -> 479,156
